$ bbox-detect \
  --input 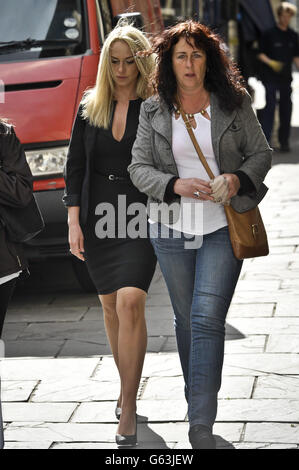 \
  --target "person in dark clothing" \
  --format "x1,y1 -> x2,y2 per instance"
0,119 -> 33,449
258,2 -> 299,152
